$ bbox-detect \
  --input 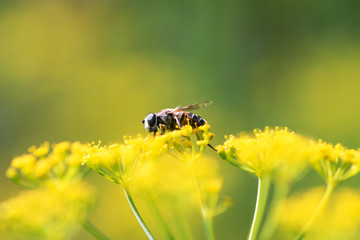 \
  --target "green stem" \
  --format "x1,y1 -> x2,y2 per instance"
204,215 -> 215,240
123,185 -> 155,240
190,166 -> 215,240
225,158 -> 256,174
259,183 -> 289,240
147,194 -> 175,240
173,207 -> 195,240
295,181 -> 336,240
248,175 -> 271,240
82,219 -> 111,240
